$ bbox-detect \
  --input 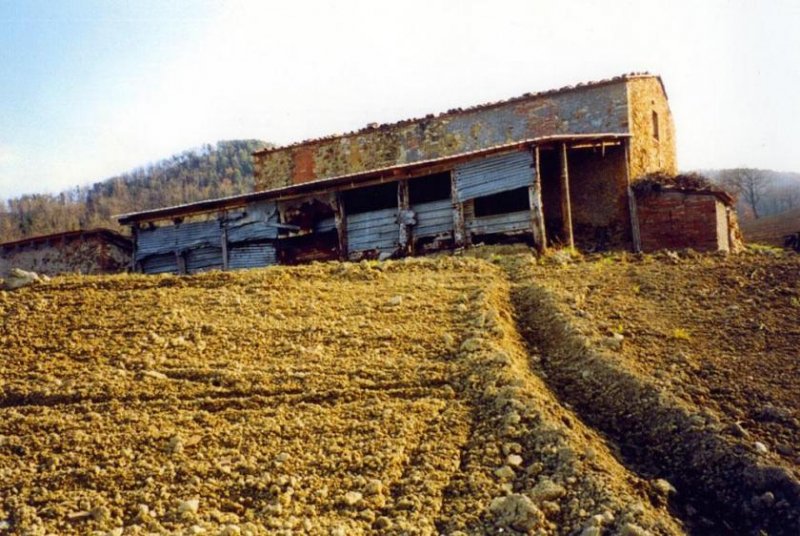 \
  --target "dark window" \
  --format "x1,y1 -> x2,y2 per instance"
409,172 -> 451,204
652,110 -> 660,141
473,187 -> 530,217
342,182 -> 398,214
